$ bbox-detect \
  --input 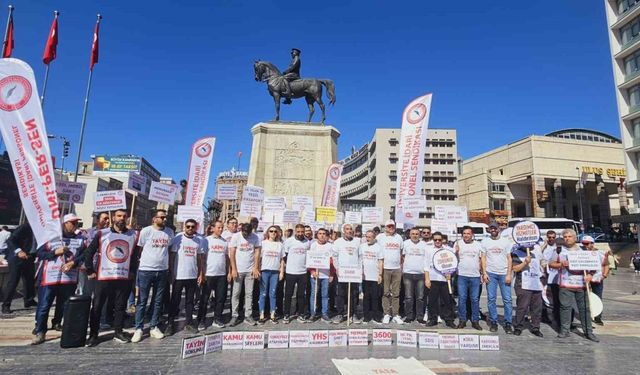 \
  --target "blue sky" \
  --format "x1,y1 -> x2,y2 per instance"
1,1 -> 619,199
